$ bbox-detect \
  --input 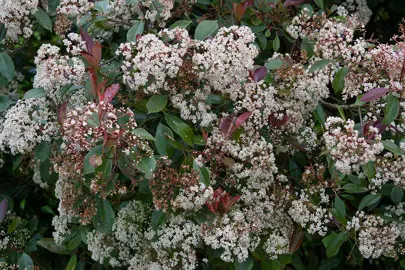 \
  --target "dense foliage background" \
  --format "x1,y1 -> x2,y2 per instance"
1,0 -> 405,269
